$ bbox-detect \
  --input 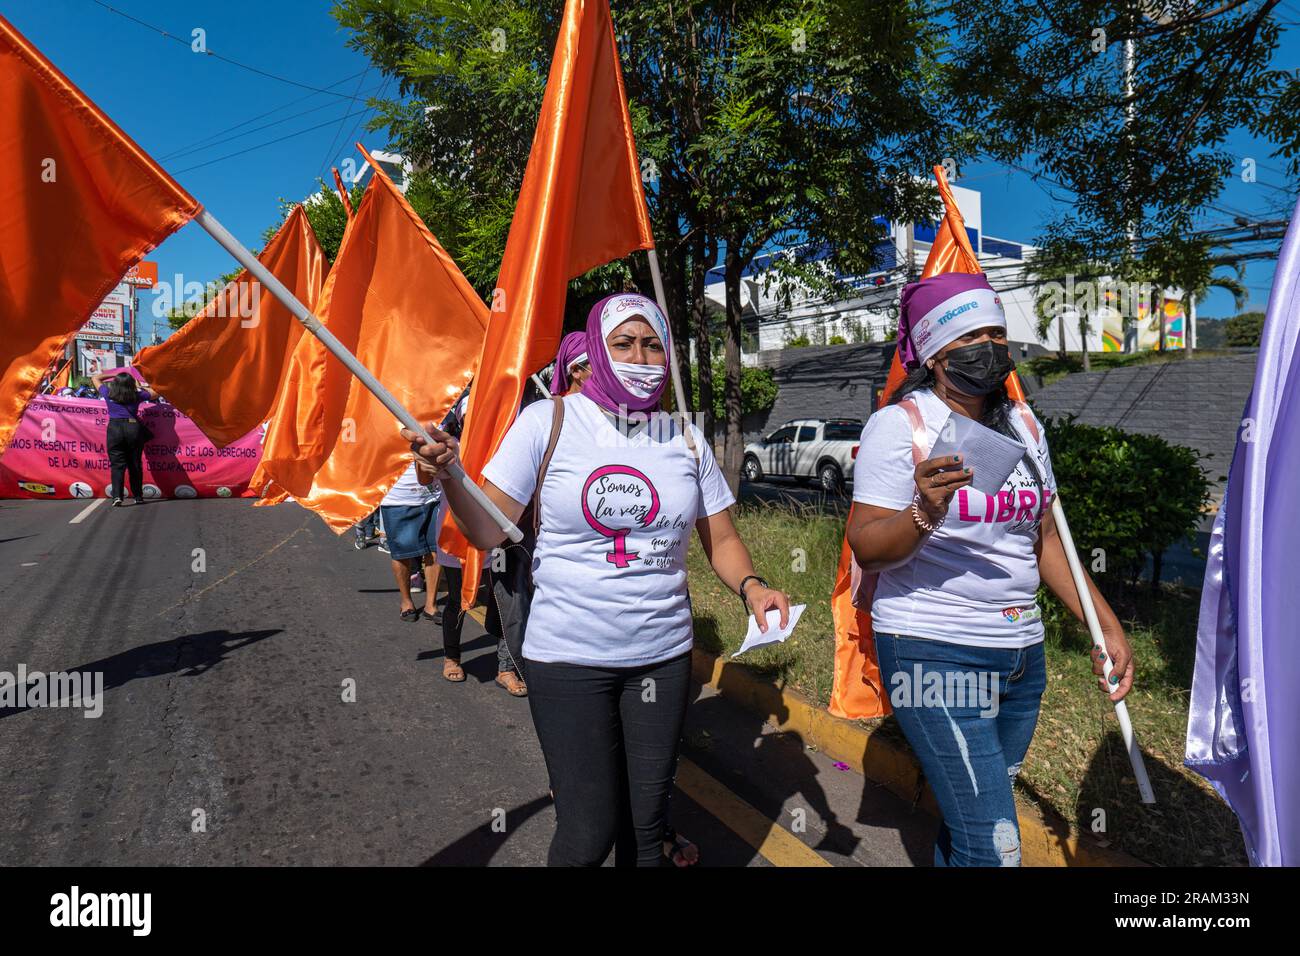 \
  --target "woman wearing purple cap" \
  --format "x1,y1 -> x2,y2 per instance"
846,271 -> 1134,867
405,292 -> 789,866
549,330 -> 591,396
